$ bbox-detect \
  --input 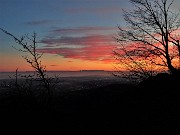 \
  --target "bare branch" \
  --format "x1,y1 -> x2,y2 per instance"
114,0 -> 180,80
